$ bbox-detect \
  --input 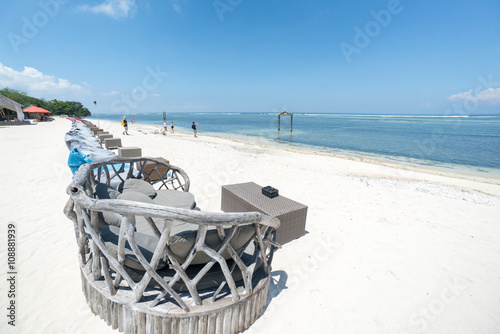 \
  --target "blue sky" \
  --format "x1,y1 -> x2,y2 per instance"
1,0 -> 499,115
